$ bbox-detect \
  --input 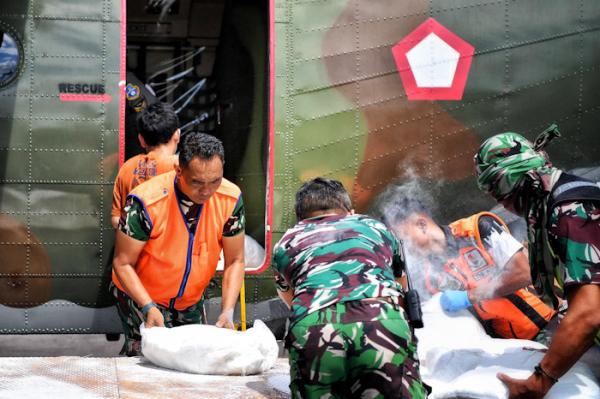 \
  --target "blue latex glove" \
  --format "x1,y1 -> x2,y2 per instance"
440,290 -> 471,313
